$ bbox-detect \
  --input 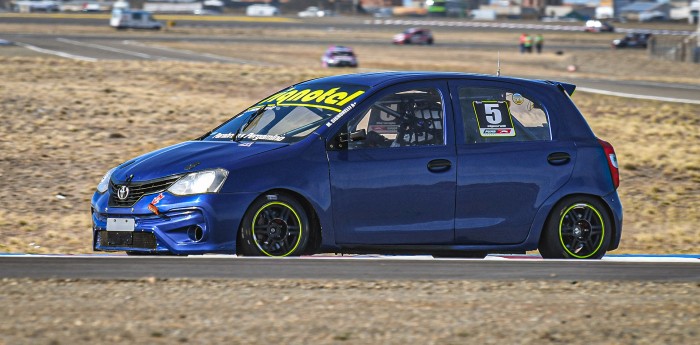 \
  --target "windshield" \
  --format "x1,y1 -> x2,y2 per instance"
331,51 -> 354,57
203,83 -> 368,143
